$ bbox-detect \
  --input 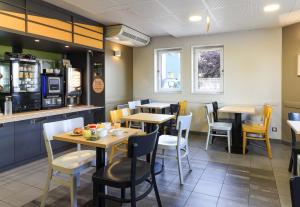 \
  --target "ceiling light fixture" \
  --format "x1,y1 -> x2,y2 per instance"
34,39 -> 40,43
264,4 -> 280,12
189,15 -> 202,22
